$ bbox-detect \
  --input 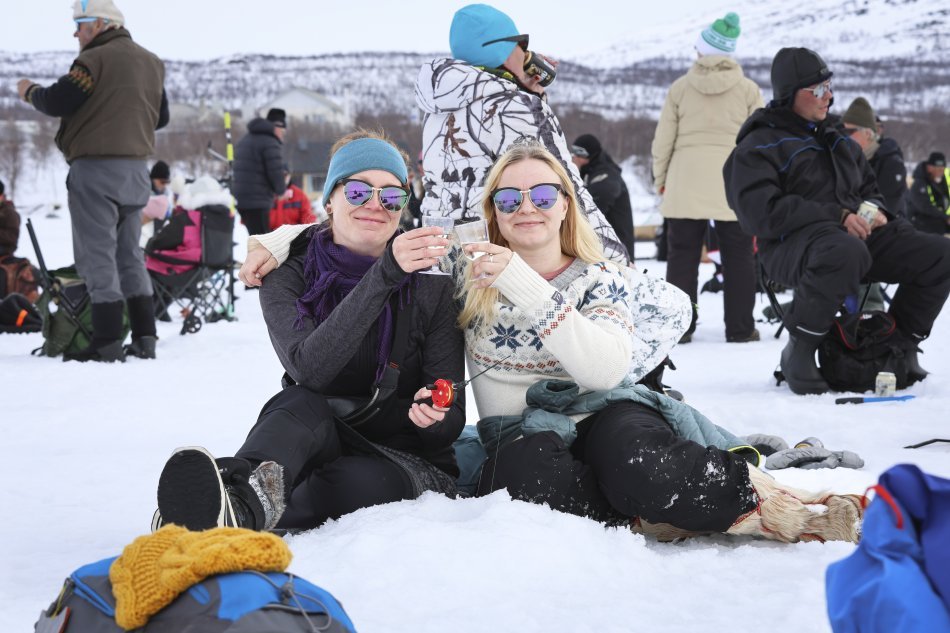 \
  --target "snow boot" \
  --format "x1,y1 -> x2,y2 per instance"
780,333 -> 829,395
155,447 -> 285,532
903,342 -> 929,384
124,335 -> 157,359
63,300 -> 126,363
726,465 -> 863,543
